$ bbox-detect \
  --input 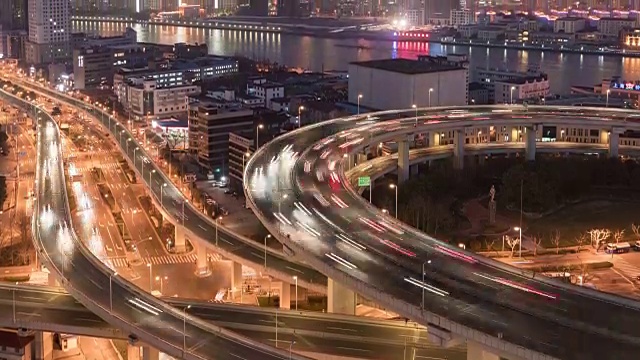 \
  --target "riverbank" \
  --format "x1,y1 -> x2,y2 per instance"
73,15 -> 640,59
